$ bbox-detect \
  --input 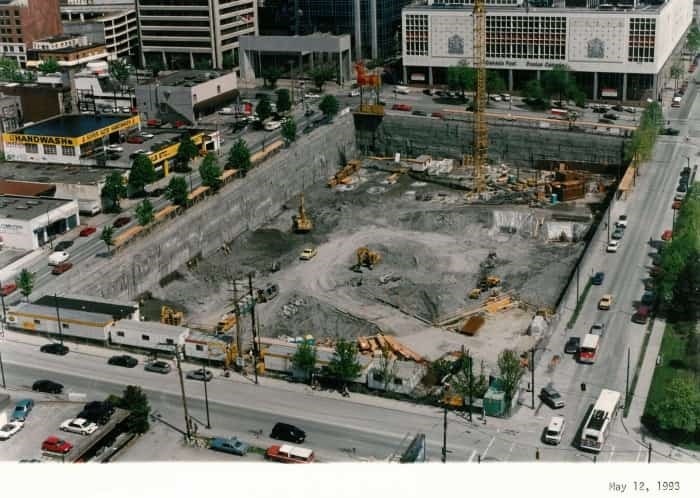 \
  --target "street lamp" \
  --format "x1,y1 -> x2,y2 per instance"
53,293 -> 64,347
530,346 -> 551,409
159,342 -> 192,441
202,355 -> 212,429
0,280 -> 6,388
